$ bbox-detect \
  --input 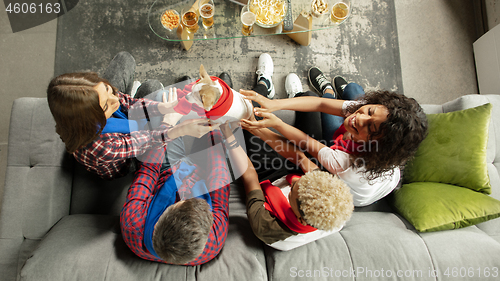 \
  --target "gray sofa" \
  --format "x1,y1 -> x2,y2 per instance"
1,94 -> 500,281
